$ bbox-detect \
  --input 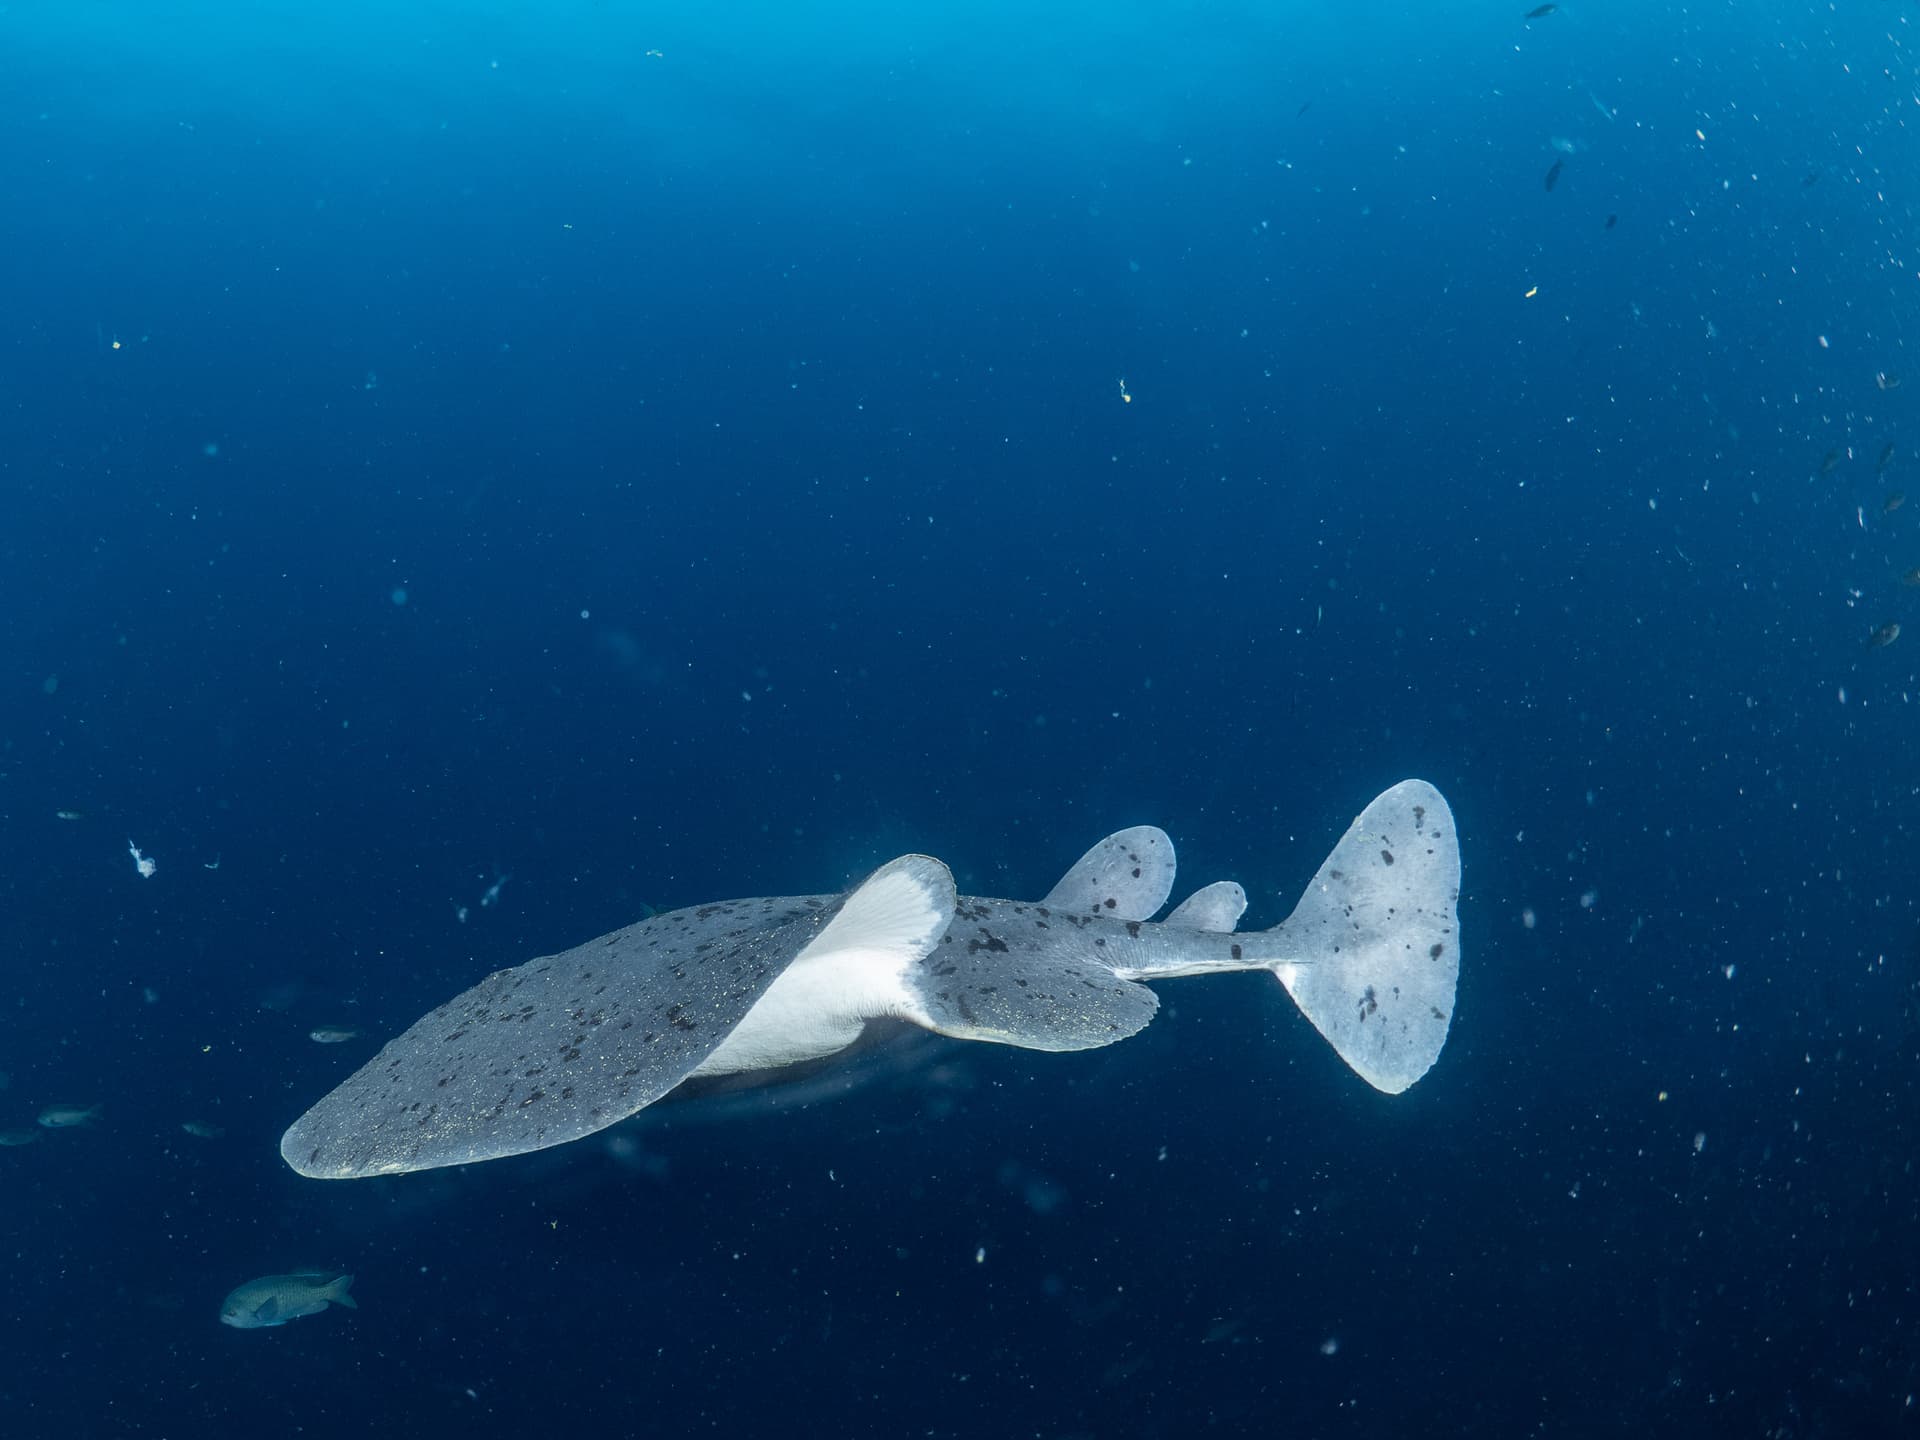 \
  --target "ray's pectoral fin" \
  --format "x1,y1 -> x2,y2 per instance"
687,854 -> 957,1077
279,887 -> 857,1180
